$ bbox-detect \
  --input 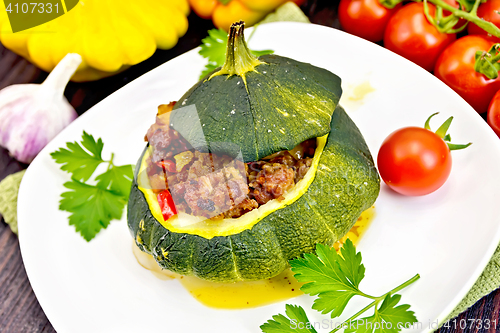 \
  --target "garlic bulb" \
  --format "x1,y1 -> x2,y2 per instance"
0,53 -> 82,163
